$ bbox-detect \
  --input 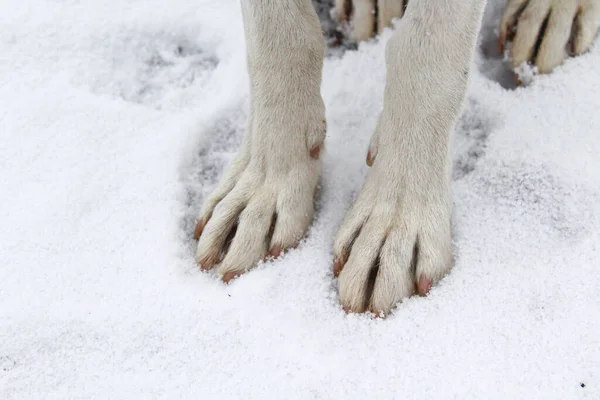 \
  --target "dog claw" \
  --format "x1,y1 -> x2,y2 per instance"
310,145 -> 321,160
193,220 -> 204,240
269,246 -> 282,259
333,256 -> 346,277
417,276 -> 432,296
222,271 -> 239,283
